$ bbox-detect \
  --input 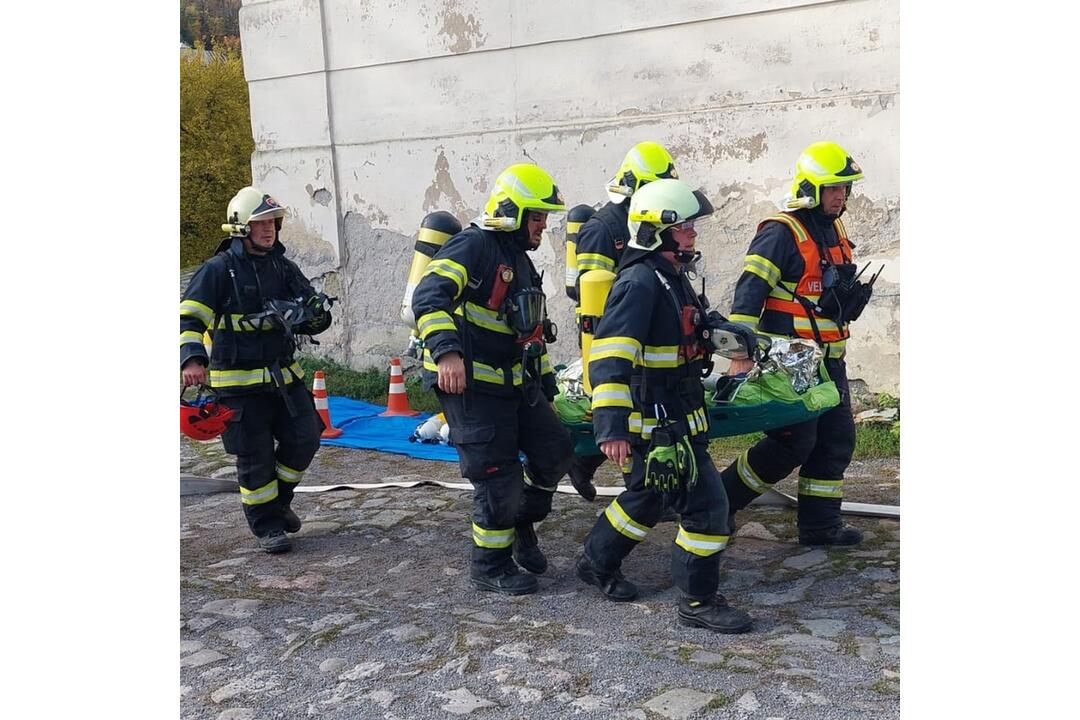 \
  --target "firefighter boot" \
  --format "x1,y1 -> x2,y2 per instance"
678,594 -> 753,634
471,562 -> 539,596
259,530 -> 292,555
512,523 -> 547,574
568,456 -> 597,502
799,523 -> 863,546
575,555 -> 638,602
281,503 -> 302,533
